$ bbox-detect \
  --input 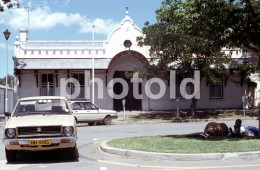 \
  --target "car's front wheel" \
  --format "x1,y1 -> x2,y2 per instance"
68,145 -> 79,160
63,145 -> 79,161
5,147 -> 17,163
103,116 -> 112,125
